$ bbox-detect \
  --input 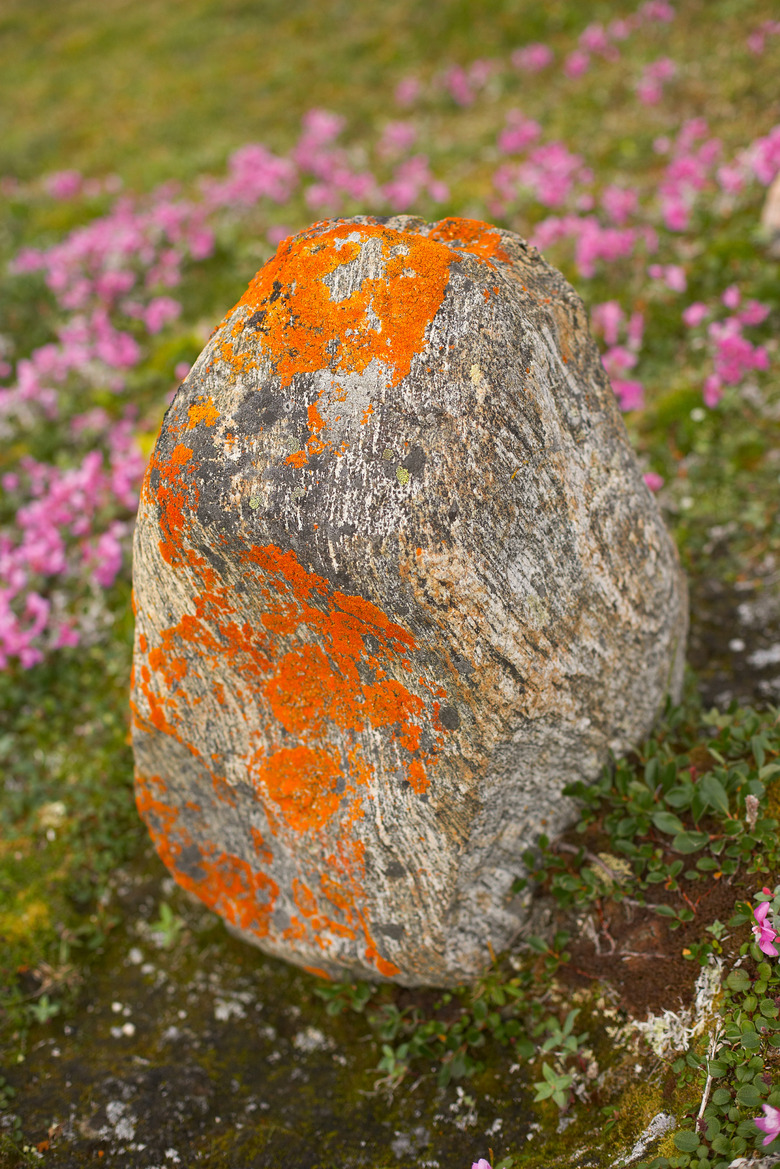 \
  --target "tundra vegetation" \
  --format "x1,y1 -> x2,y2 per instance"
0,0 -> 779,1165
